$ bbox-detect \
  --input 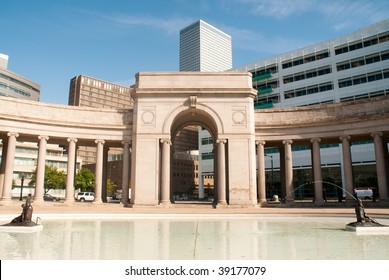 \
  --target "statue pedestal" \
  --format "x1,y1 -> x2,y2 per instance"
345,222 -> 389,235
0,224 -> 43,233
